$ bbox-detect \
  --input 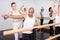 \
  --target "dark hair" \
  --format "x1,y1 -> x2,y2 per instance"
29,7 -> 34,13
41,8 -> 44,11
24,8 -> 26,11
49,7 -> 52,12
11,2 -> 16,7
